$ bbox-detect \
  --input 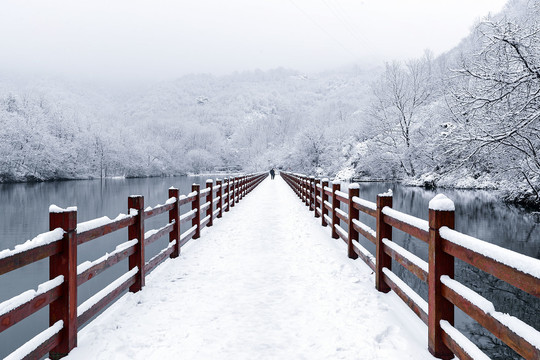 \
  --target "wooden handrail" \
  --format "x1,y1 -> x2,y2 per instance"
280,171 -> 540,360
0,172 -> 267,359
